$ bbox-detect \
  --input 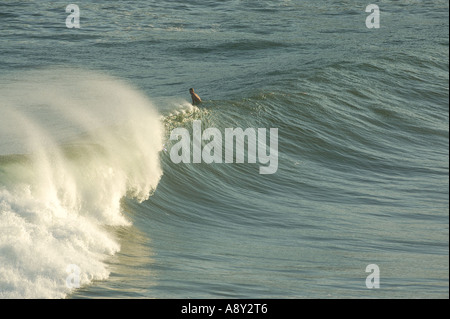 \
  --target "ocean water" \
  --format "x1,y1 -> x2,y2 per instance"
0,0 -> 448,299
